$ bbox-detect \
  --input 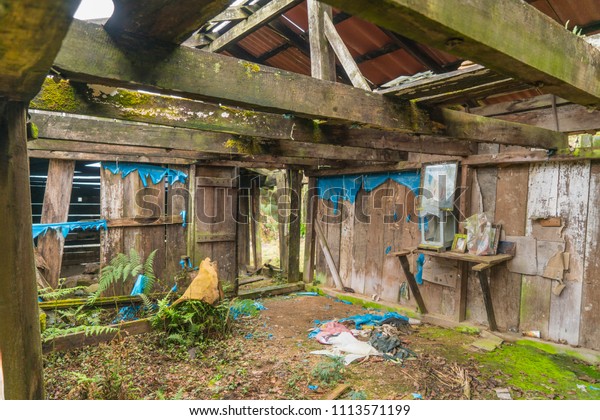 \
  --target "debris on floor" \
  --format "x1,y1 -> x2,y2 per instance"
174,258 -> 223,306
495,387 -> 512,400
470,331 -> 504,352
